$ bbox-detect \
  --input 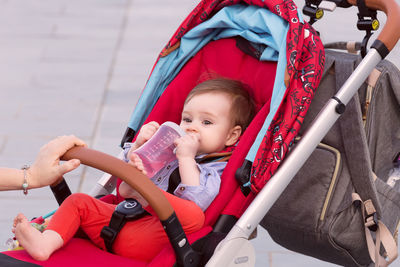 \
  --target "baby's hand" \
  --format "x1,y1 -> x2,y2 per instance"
134,121 -> 160,148
128,153 -> 147,175
174,133 -> 200,160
